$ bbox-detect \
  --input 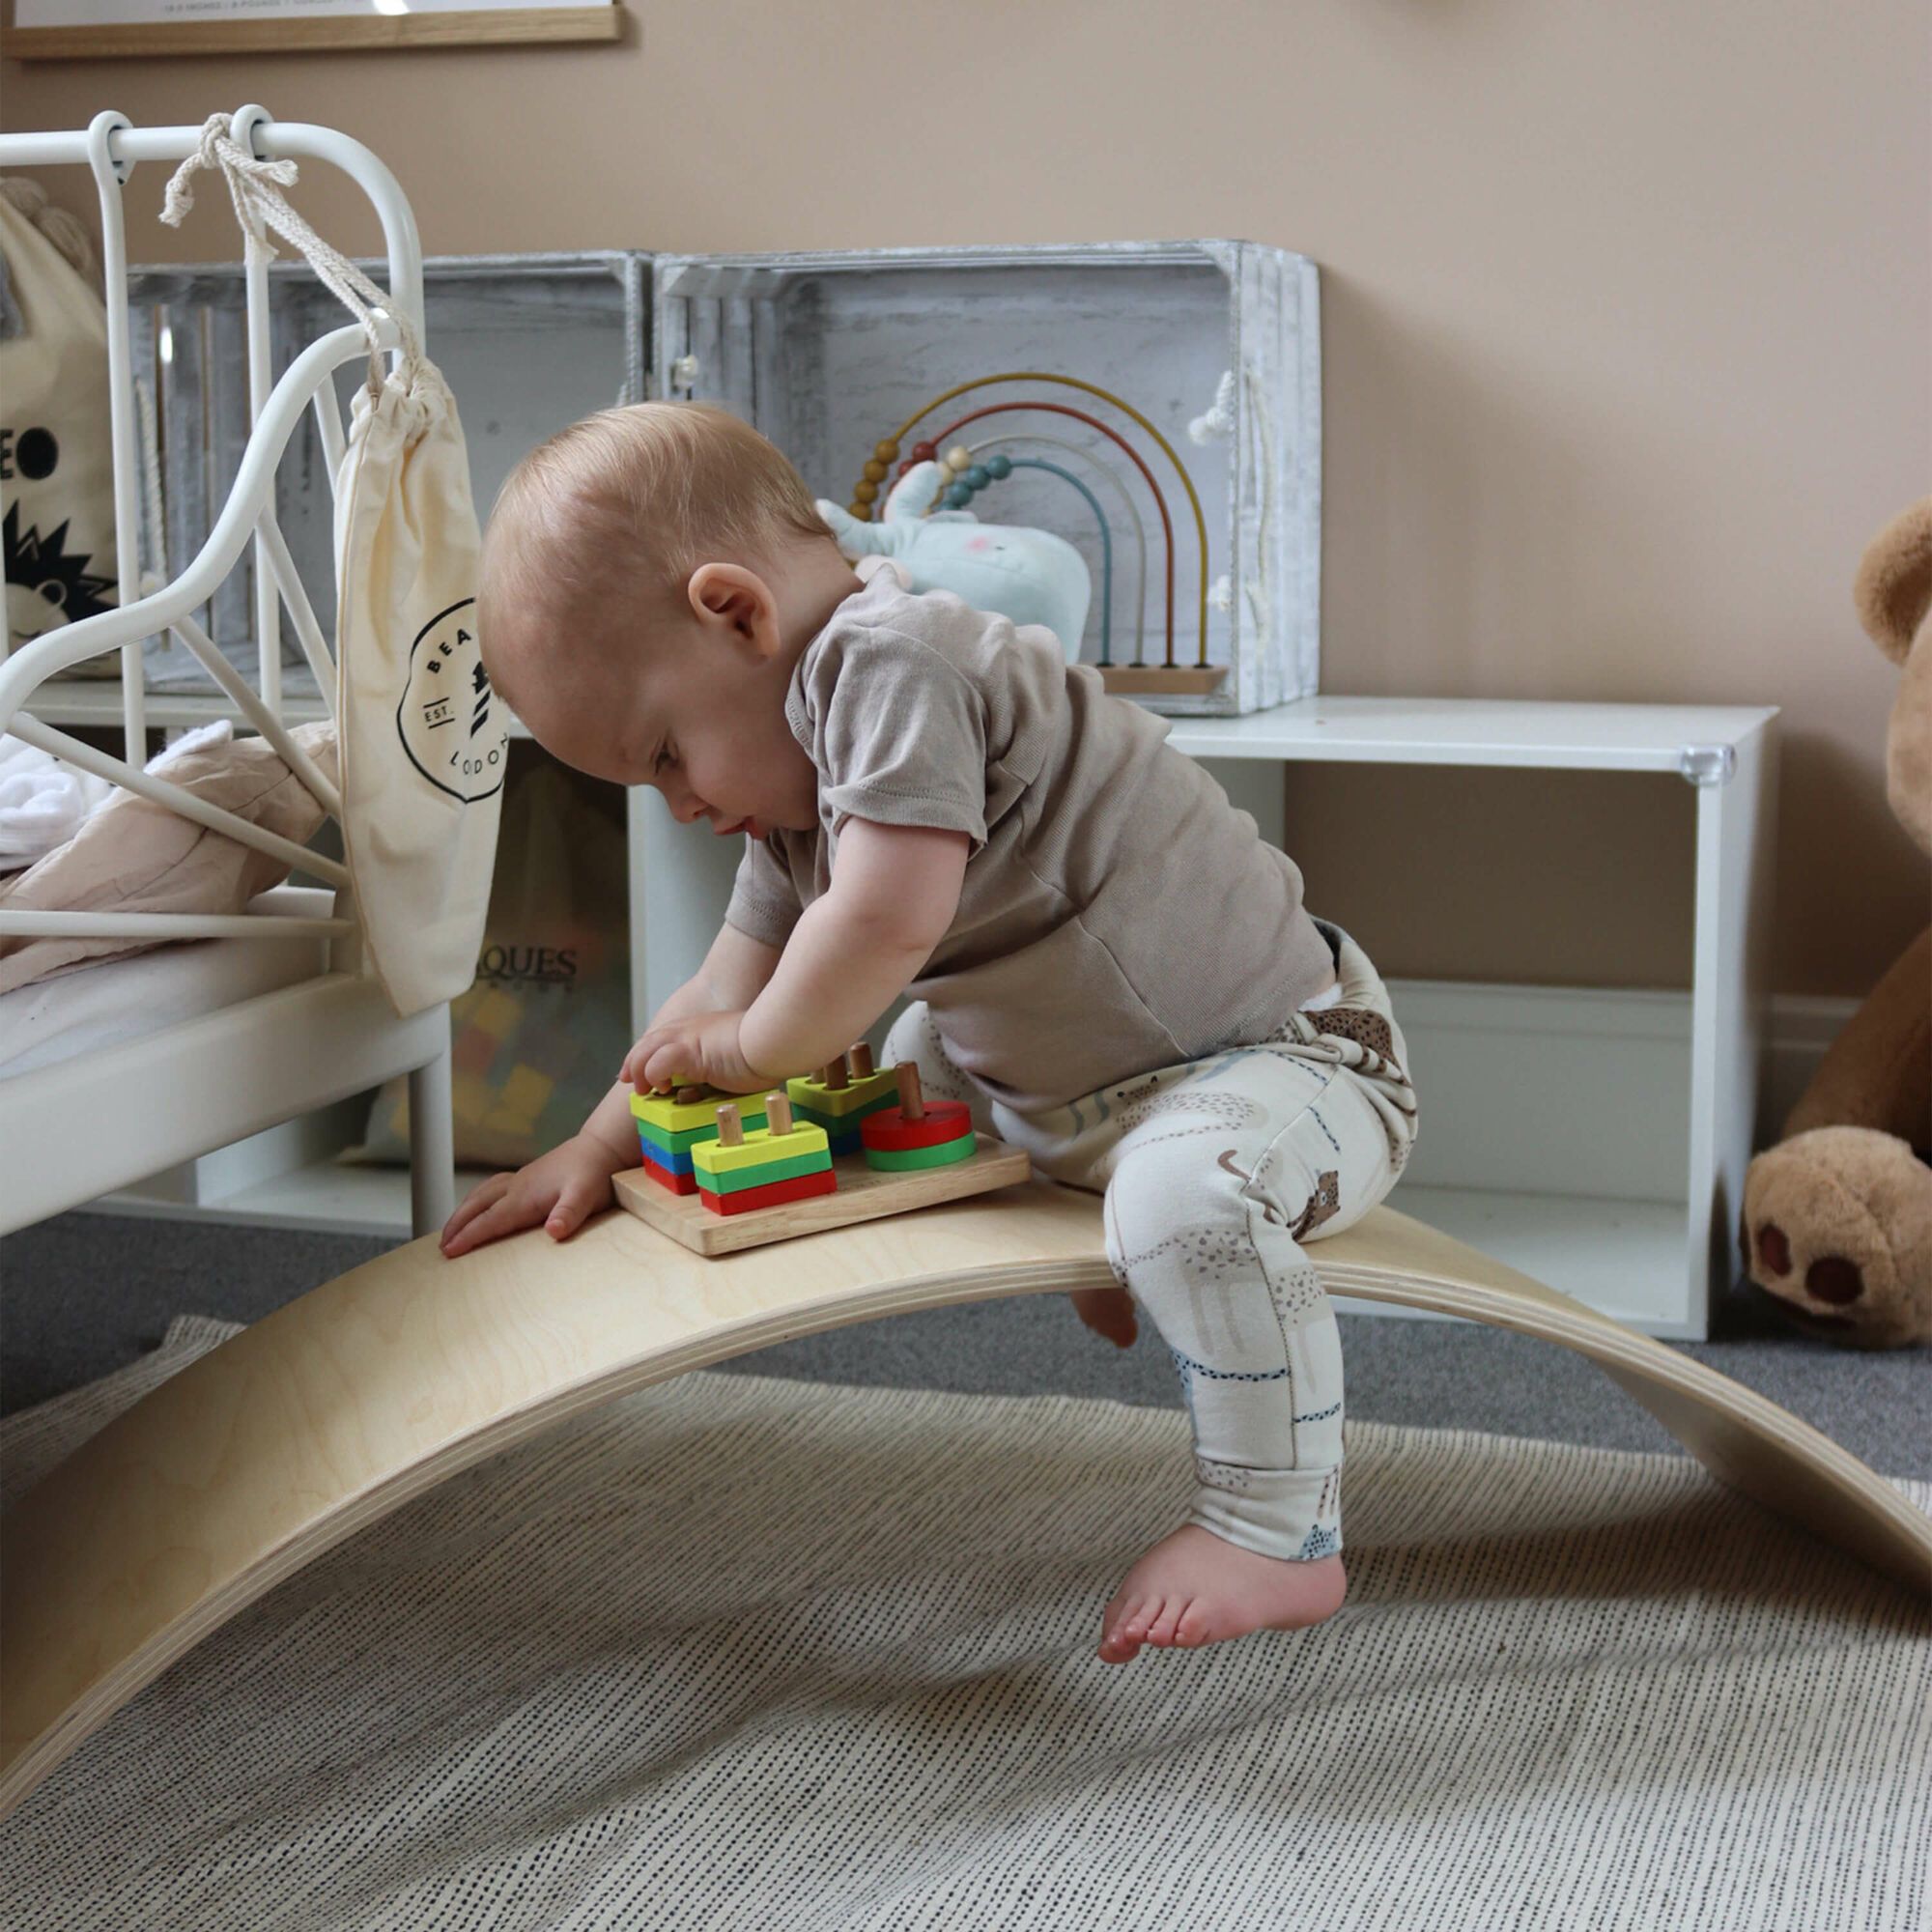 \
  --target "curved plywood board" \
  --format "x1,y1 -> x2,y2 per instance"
4,1186 -> 1927,1816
